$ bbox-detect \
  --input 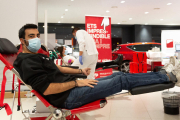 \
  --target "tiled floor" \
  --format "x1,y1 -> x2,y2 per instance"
1,87 -> 180,120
